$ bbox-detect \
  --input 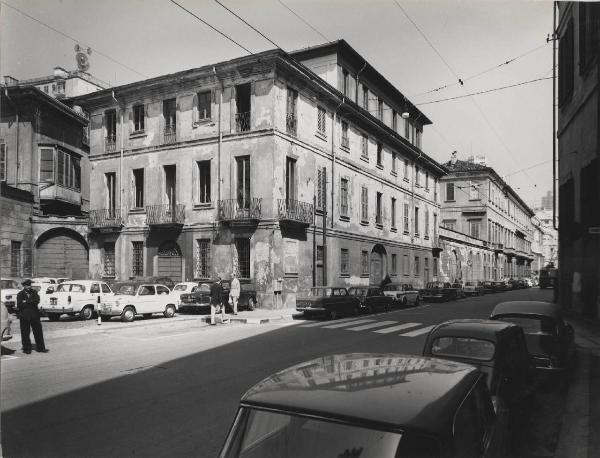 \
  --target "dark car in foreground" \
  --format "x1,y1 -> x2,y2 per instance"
423,319 -> 536,419
296,286 -> 360,319
220,353 -> 509,458
490,301 -> 575,371
421,282 -> 457,302
347,286 -> 393,313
